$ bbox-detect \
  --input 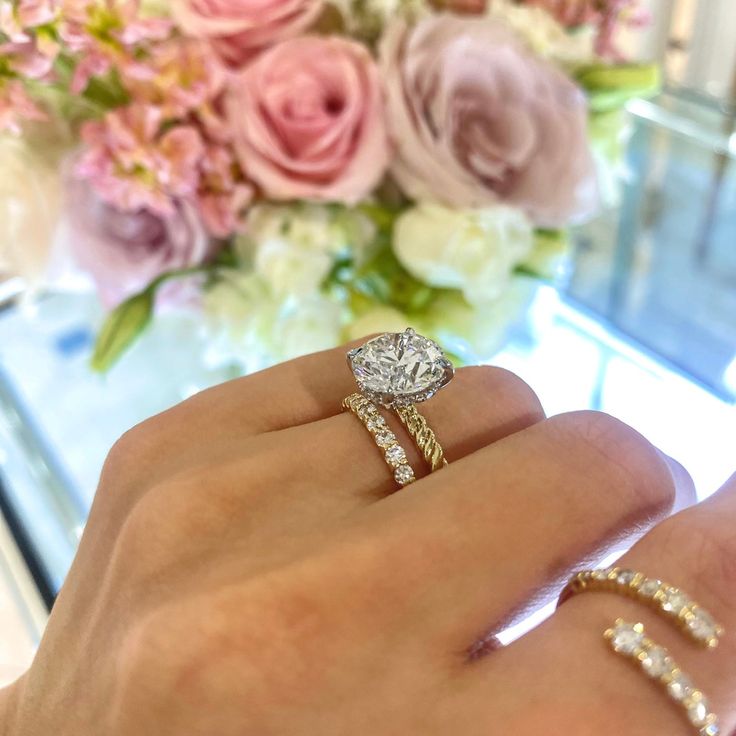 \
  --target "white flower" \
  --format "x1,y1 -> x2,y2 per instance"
203,270 -> 343,371
393,203 -> 533,306
255,238 -> 334,298
272,295 -> 342,361
346,305 -> 412,341
330,0 -> 427,38
421,276 -> 540,363
242,203 -> 374,298
0,135 -> 63,285
488,0 -> 595,67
